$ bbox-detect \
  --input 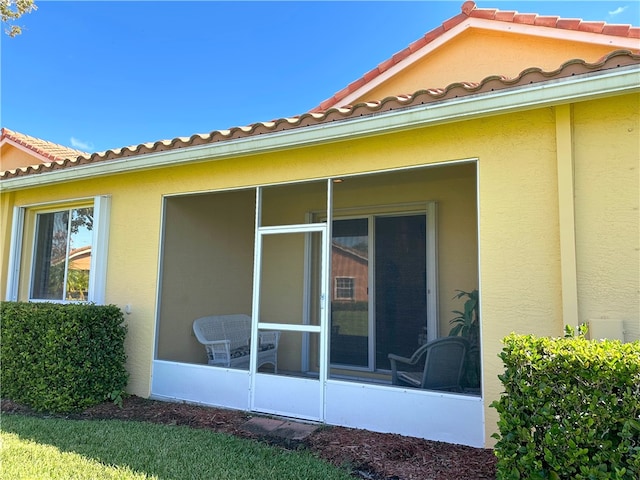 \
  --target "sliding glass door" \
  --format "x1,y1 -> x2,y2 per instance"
330,213 -> 428,372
